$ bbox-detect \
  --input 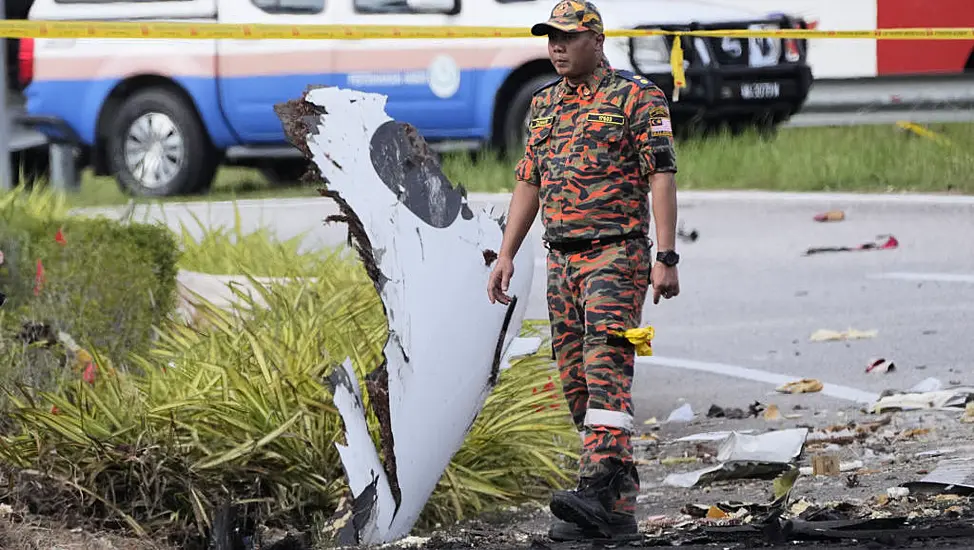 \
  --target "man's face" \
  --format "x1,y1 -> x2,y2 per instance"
547,29 -> 604,79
